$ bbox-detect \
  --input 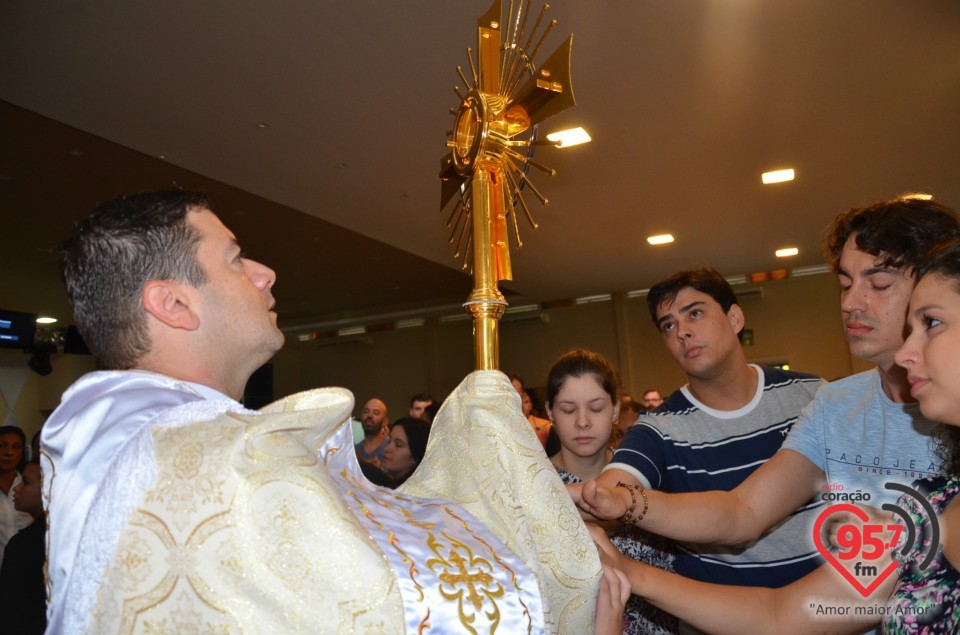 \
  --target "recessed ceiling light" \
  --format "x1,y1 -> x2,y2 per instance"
775,247 -> 799,258
256,122 -> 270,129
546,127 -> 591,148
761,168 -> 795,184
647,234 -> 674,245
158,153 -> 168,160
36,316 -> 58,324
